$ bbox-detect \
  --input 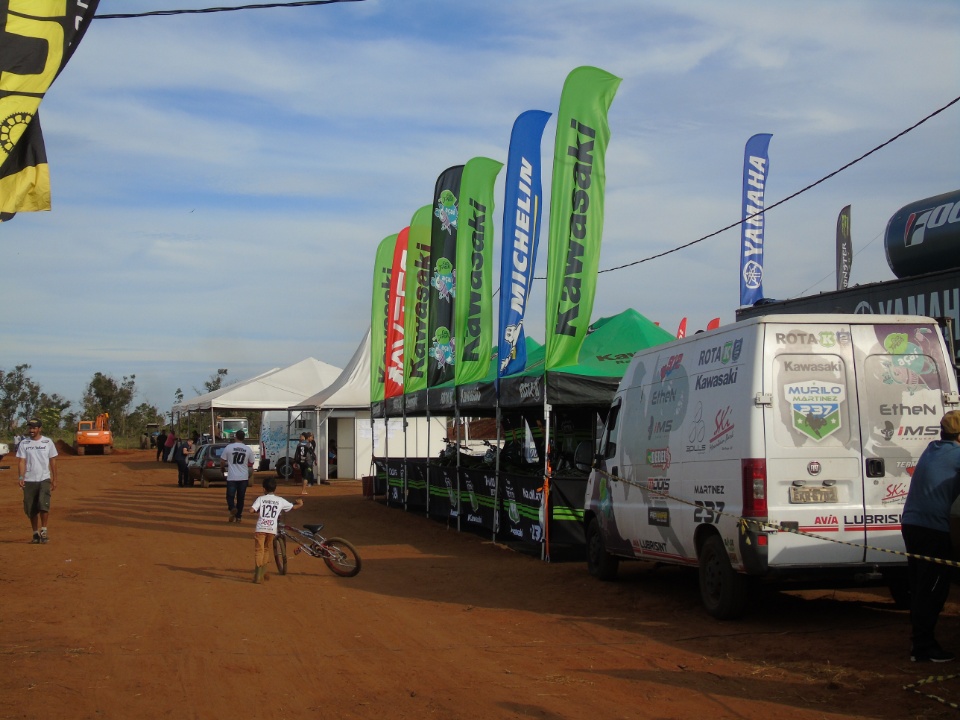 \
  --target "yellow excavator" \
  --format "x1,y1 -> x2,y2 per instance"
75,413 -> 113,455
